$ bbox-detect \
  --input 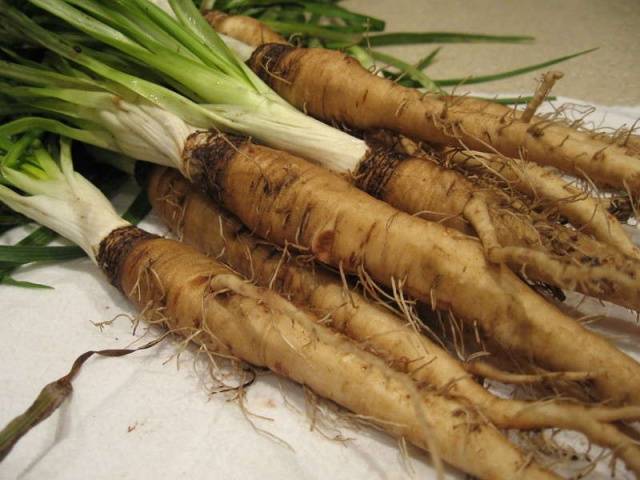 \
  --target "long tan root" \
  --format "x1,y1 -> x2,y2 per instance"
466,360 -> 594,385
244,43 -> 640,195
98,225 -> 559,480
521,71 -> 564,123
203,10 -> 286,47
356,138 -> 640,311
147,166 -> 640,476
201,16 -> 640,308
180,131 -> 640,404
442,147 -> 640,259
